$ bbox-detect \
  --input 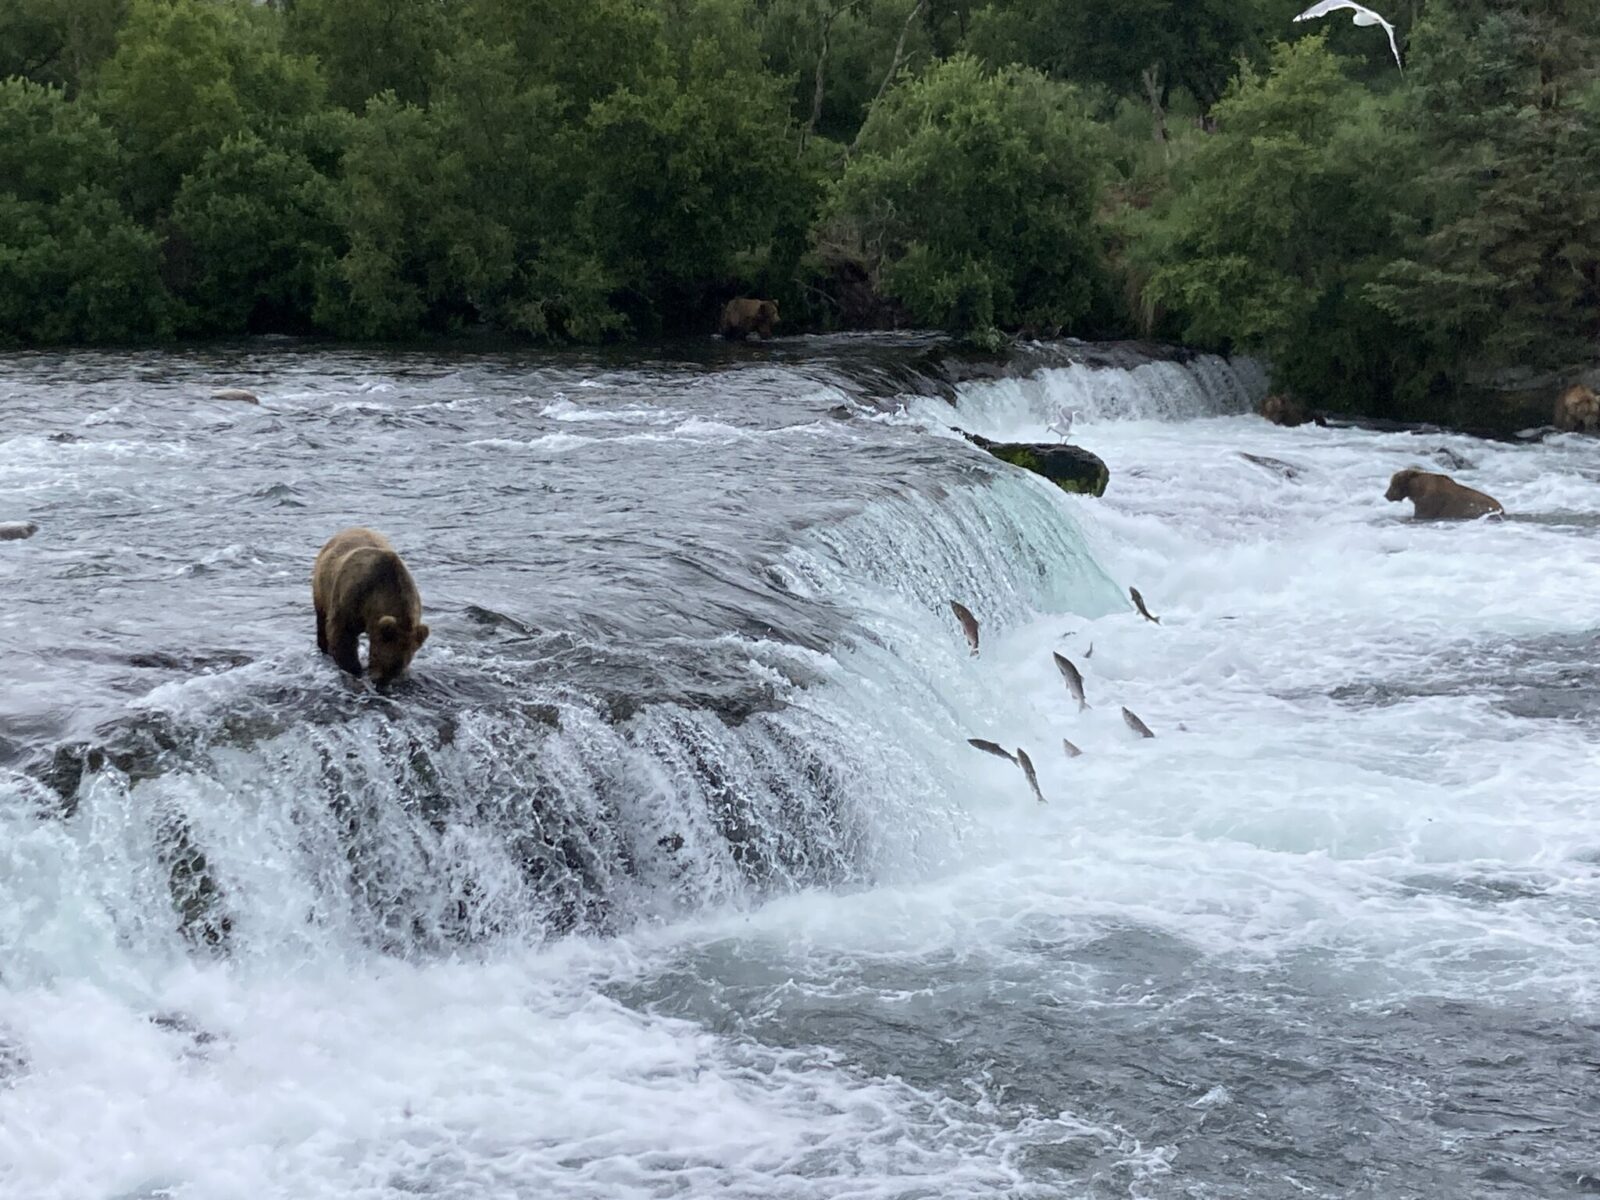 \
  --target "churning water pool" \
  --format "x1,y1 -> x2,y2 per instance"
2,336 -> 1597,1199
